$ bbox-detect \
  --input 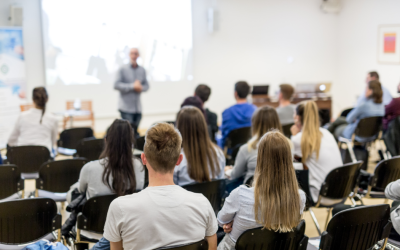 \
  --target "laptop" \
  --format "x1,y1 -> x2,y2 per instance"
251,85 -> 269,95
